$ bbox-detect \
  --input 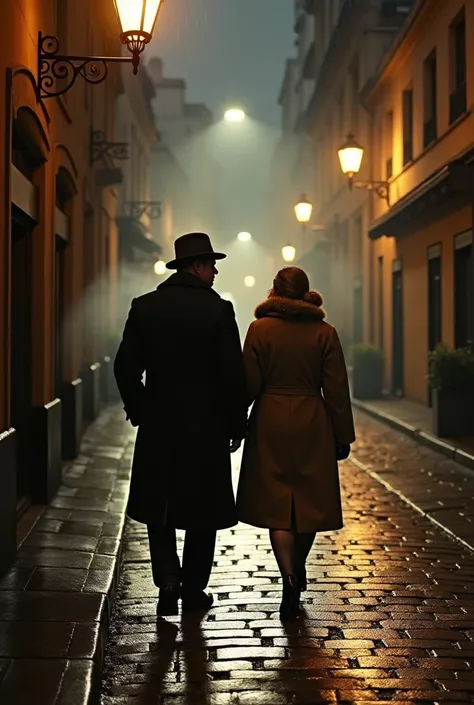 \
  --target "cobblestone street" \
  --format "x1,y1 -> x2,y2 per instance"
100,411 -> 474,705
